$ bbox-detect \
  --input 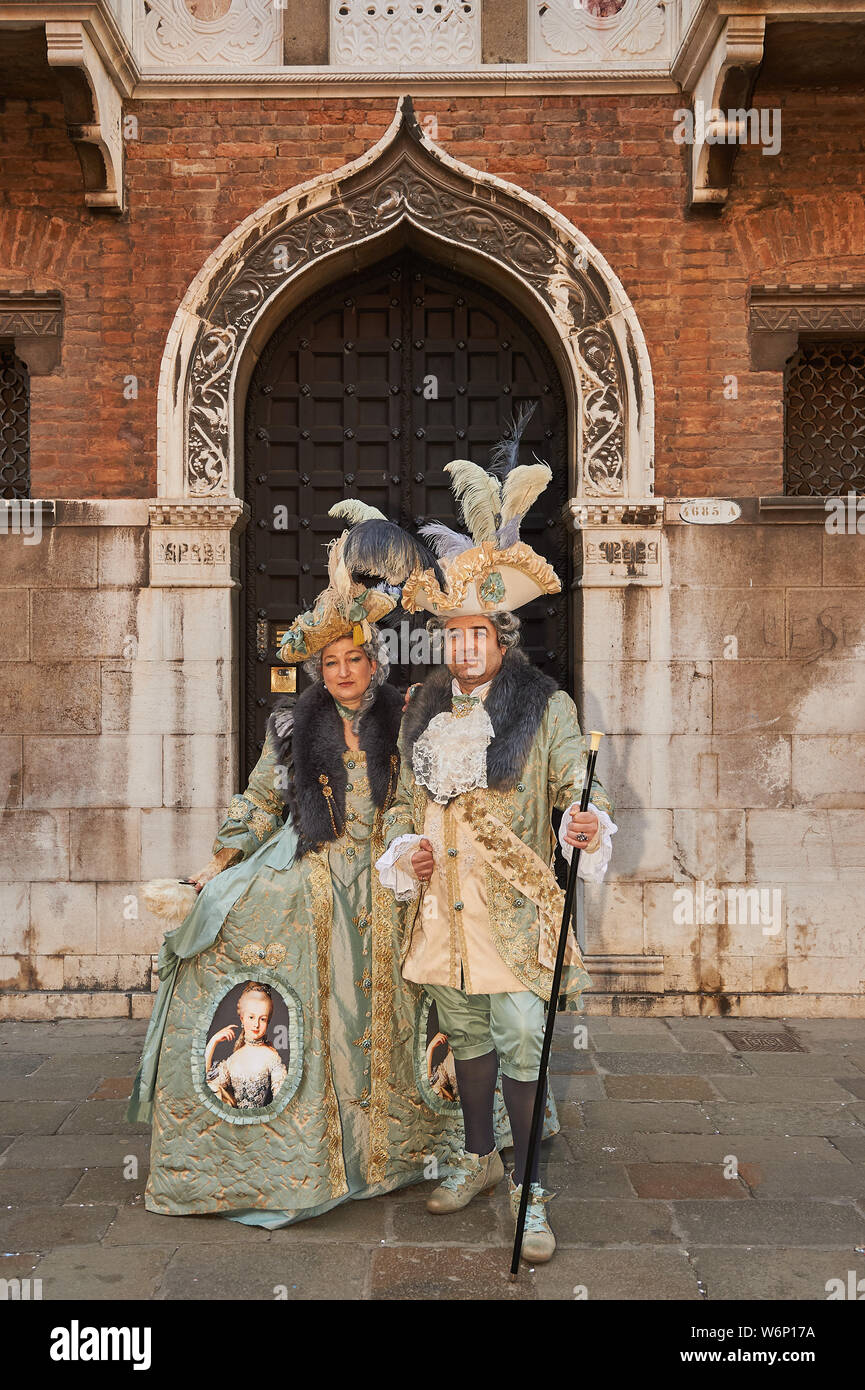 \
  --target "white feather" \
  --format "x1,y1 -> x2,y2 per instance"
499,463 -> 552,525
444,460 -> 501,543
142,879 -> 198,924
328,500 -> 387,525
326,532 -> 357,609
419,521 -> 474,559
